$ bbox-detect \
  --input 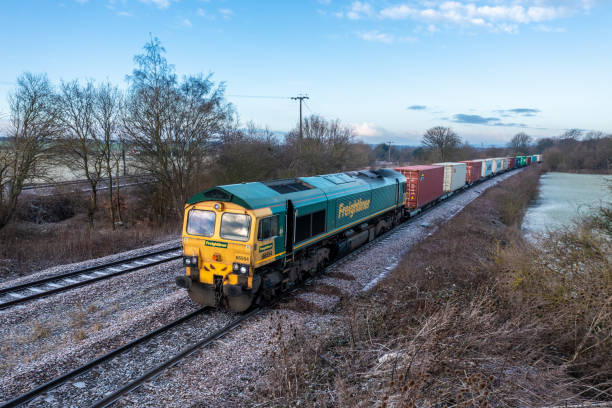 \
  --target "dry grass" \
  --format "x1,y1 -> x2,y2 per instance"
256,167 -> 611,407
0,189 -> 179,279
